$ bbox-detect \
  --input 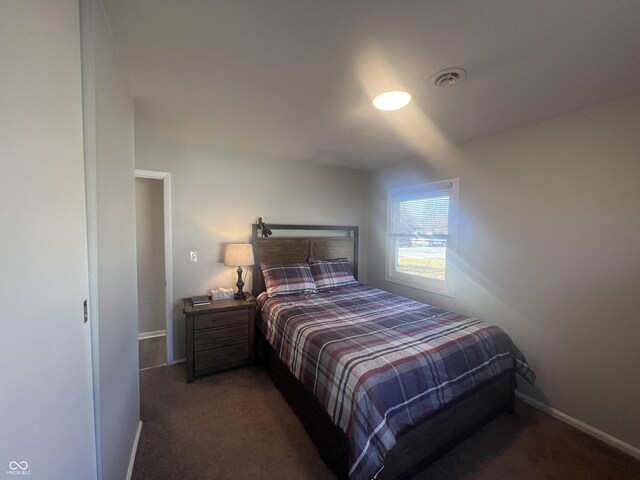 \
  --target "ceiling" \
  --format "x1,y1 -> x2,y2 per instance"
103,0 -> 640,169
